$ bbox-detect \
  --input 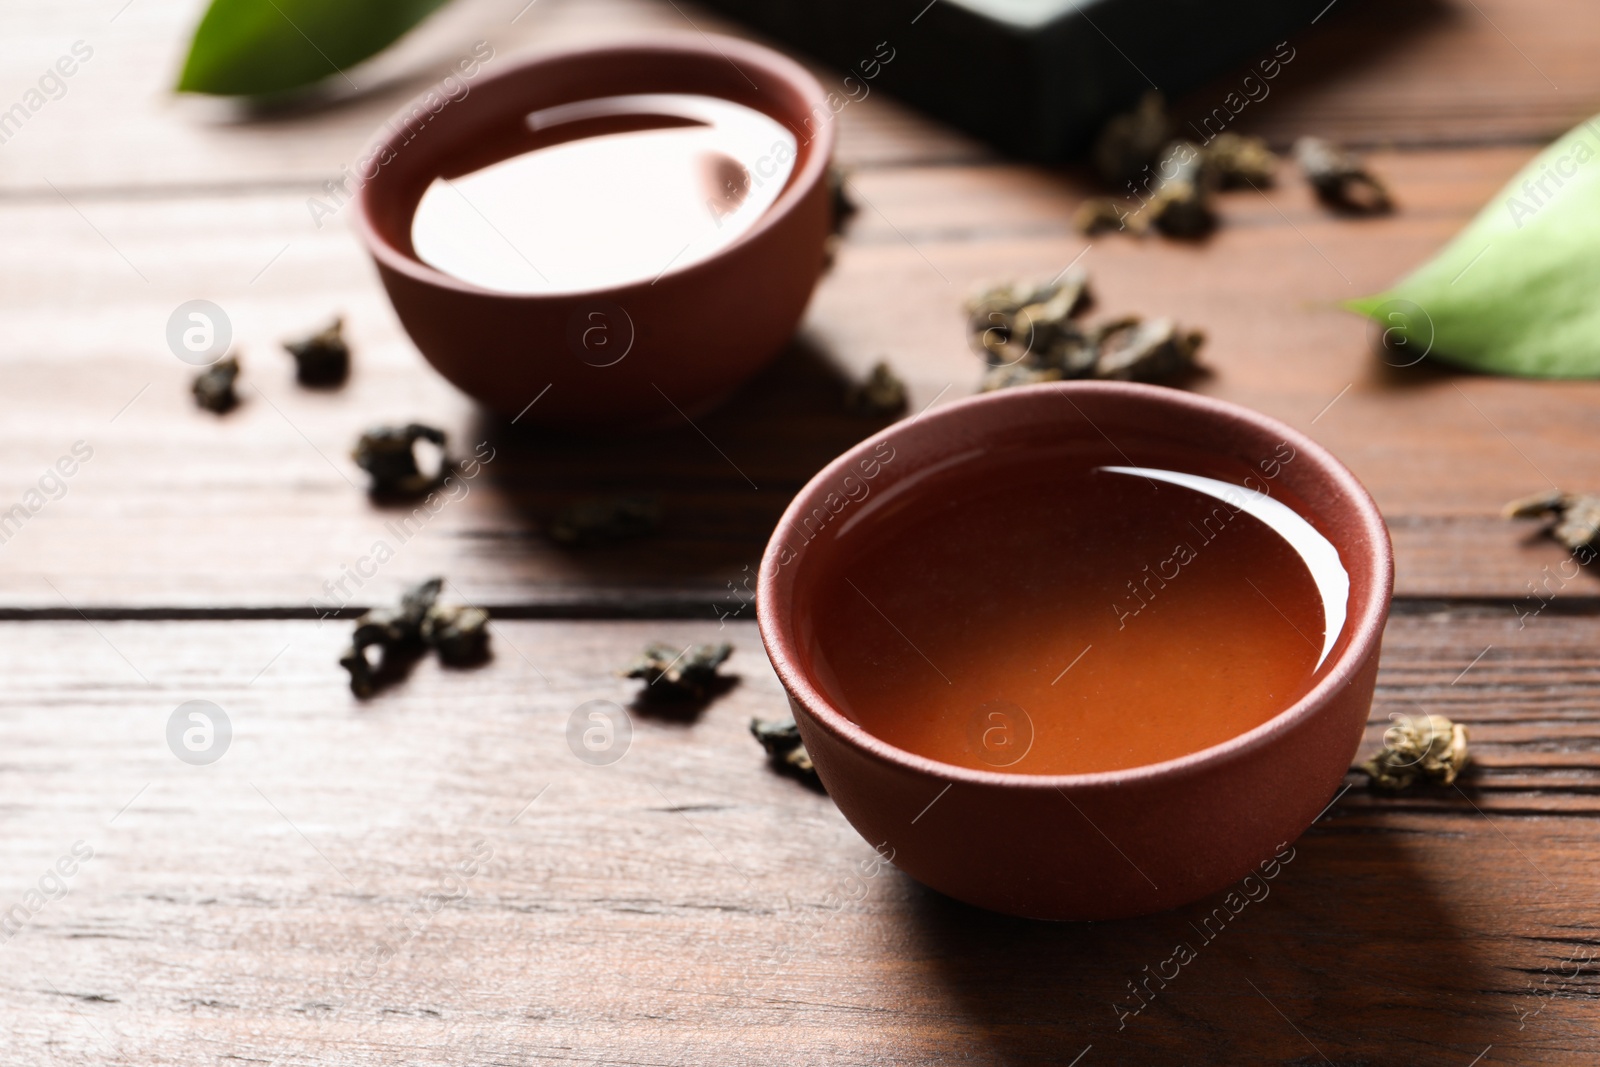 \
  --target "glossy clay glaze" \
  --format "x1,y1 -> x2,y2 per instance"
758,383 -> 1394,920
354,35 -> 834,431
